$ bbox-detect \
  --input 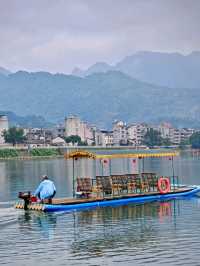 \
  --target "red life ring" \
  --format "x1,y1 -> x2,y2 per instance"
158,177 -> 171,194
